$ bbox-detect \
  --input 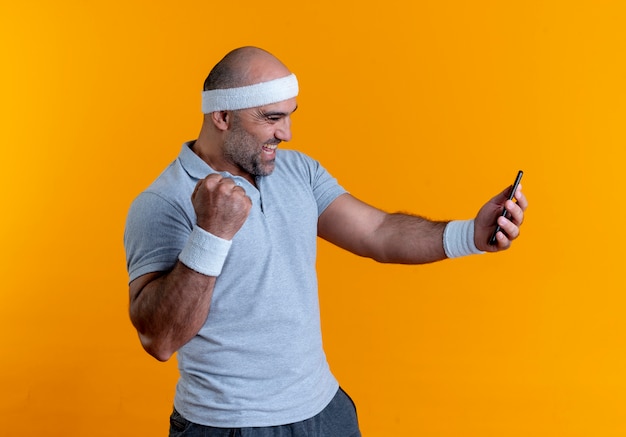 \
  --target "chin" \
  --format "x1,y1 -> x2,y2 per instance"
254,161 -> 276,177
